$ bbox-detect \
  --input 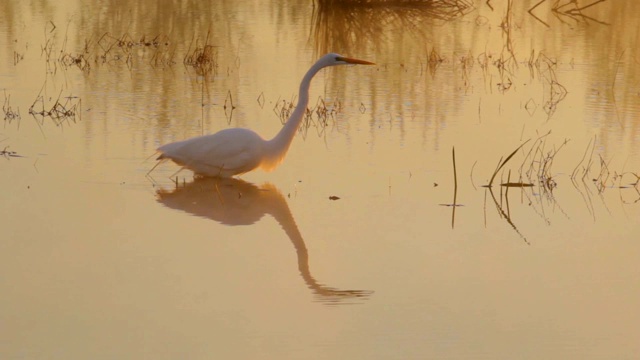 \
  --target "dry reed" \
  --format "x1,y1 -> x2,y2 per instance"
28,86 -> 82,127
1,146 -> 21,158
3,90 -> 21,123
183,30 -> 218,76
528,0 -> 609,27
